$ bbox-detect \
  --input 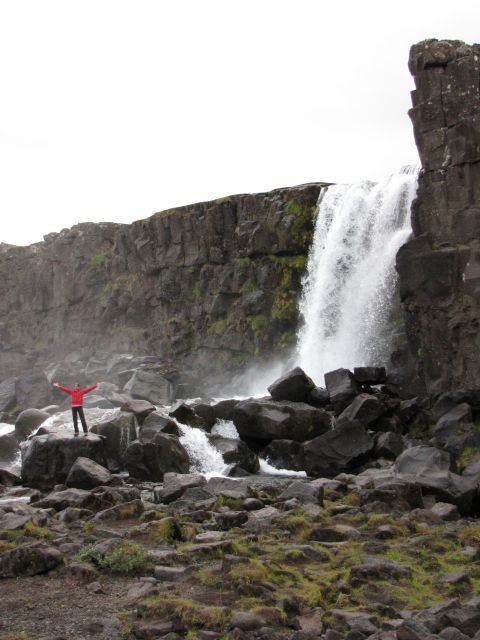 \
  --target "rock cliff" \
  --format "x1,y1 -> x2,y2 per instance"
0,184 -> 325,388
397,39 -> 480,394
